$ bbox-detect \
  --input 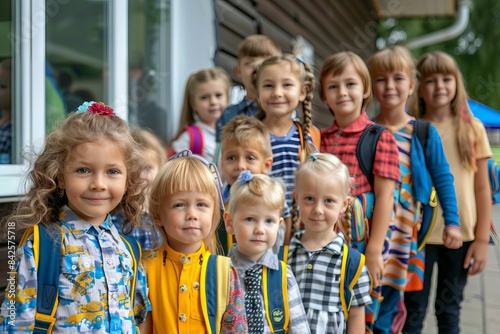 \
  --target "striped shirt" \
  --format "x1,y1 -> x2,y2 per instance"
320,112 -> 400,196
269,123 -> 311,210
229,246 -> 310,334
288,232 -> 371,334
